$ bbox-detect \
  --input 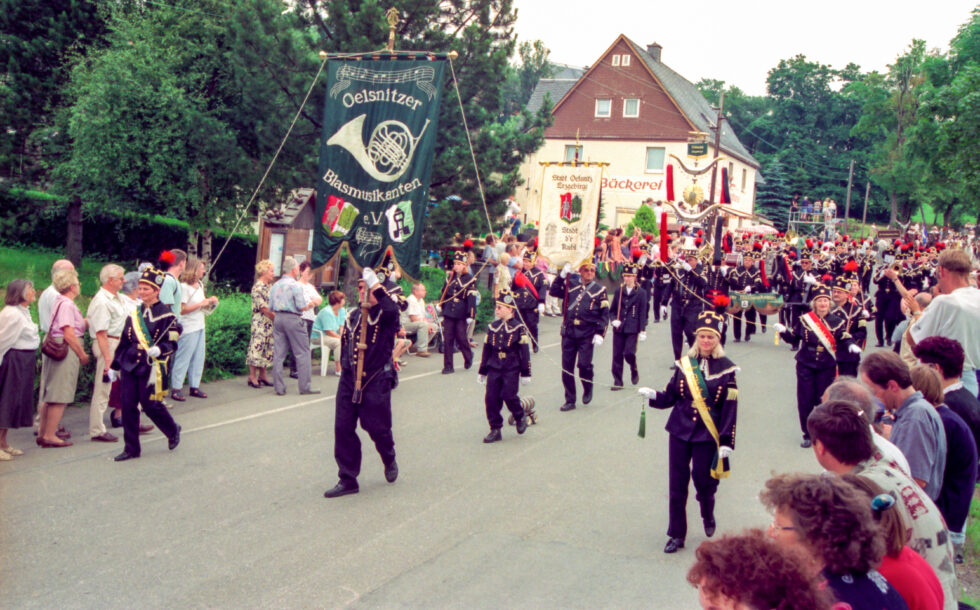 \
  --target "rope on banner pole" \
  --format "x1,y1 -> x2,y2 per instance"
210,52 -> 330,273
448,54 -> 495,236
